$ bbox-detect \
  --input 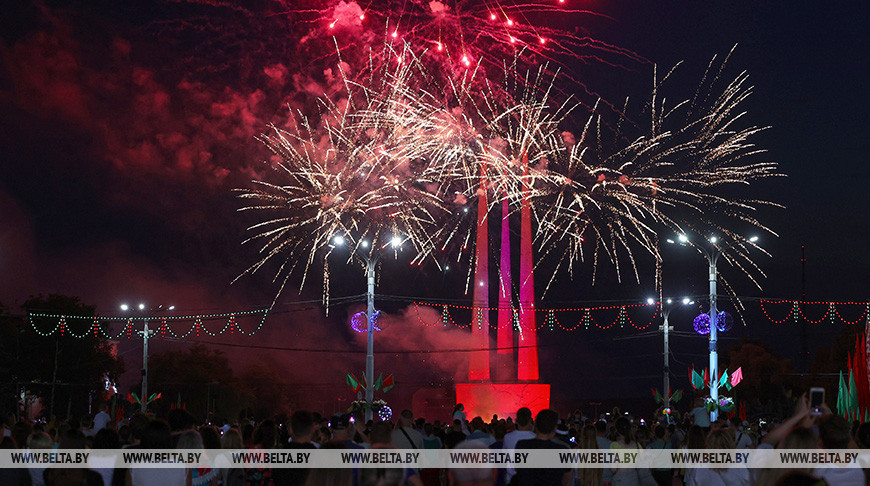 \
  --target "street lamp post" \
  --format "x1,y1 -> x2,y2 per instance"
649,297 -> 693,410
668,234 -> 757,421
121,303 -> 174,413
334,235 -> 401,423
141,315 -> 150,414
364,254 -> 378,424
